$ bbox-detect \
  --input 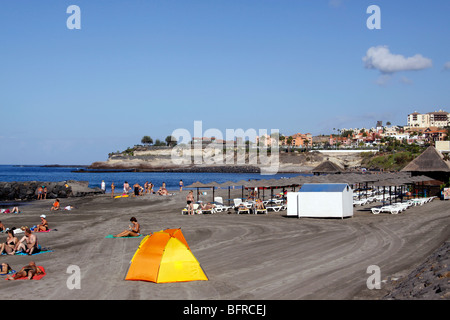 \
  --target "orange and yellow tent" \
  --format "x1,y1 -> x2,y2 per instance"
125,228 -> 208,283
